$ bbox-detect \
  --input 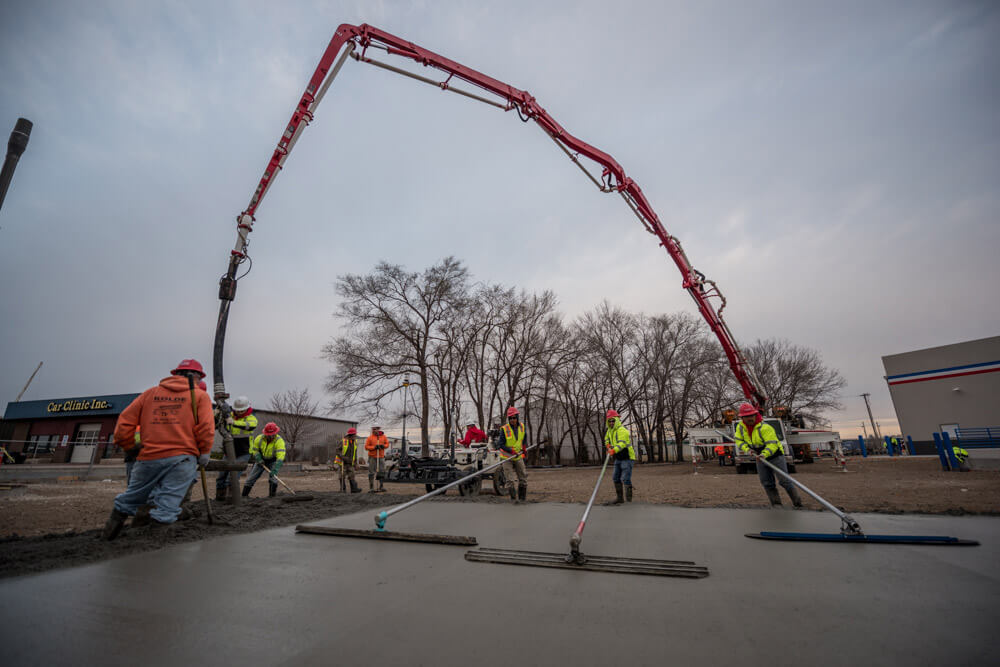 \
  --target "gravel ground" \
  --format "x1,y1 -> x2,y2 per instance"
1,456 -> 996,578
